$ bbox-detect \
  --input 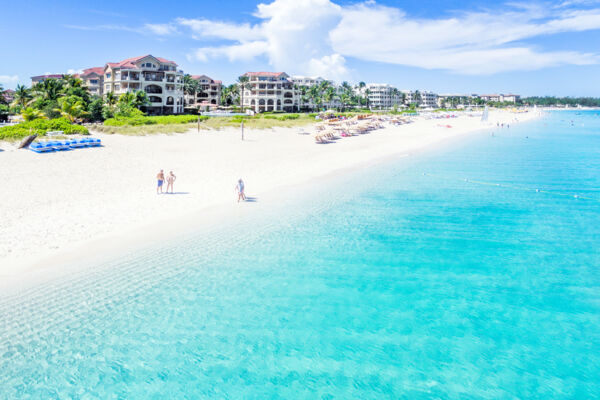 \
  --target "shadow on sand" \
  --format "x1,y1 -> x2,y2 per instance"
161,192 -> 190,195
243,196 -> 258,203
